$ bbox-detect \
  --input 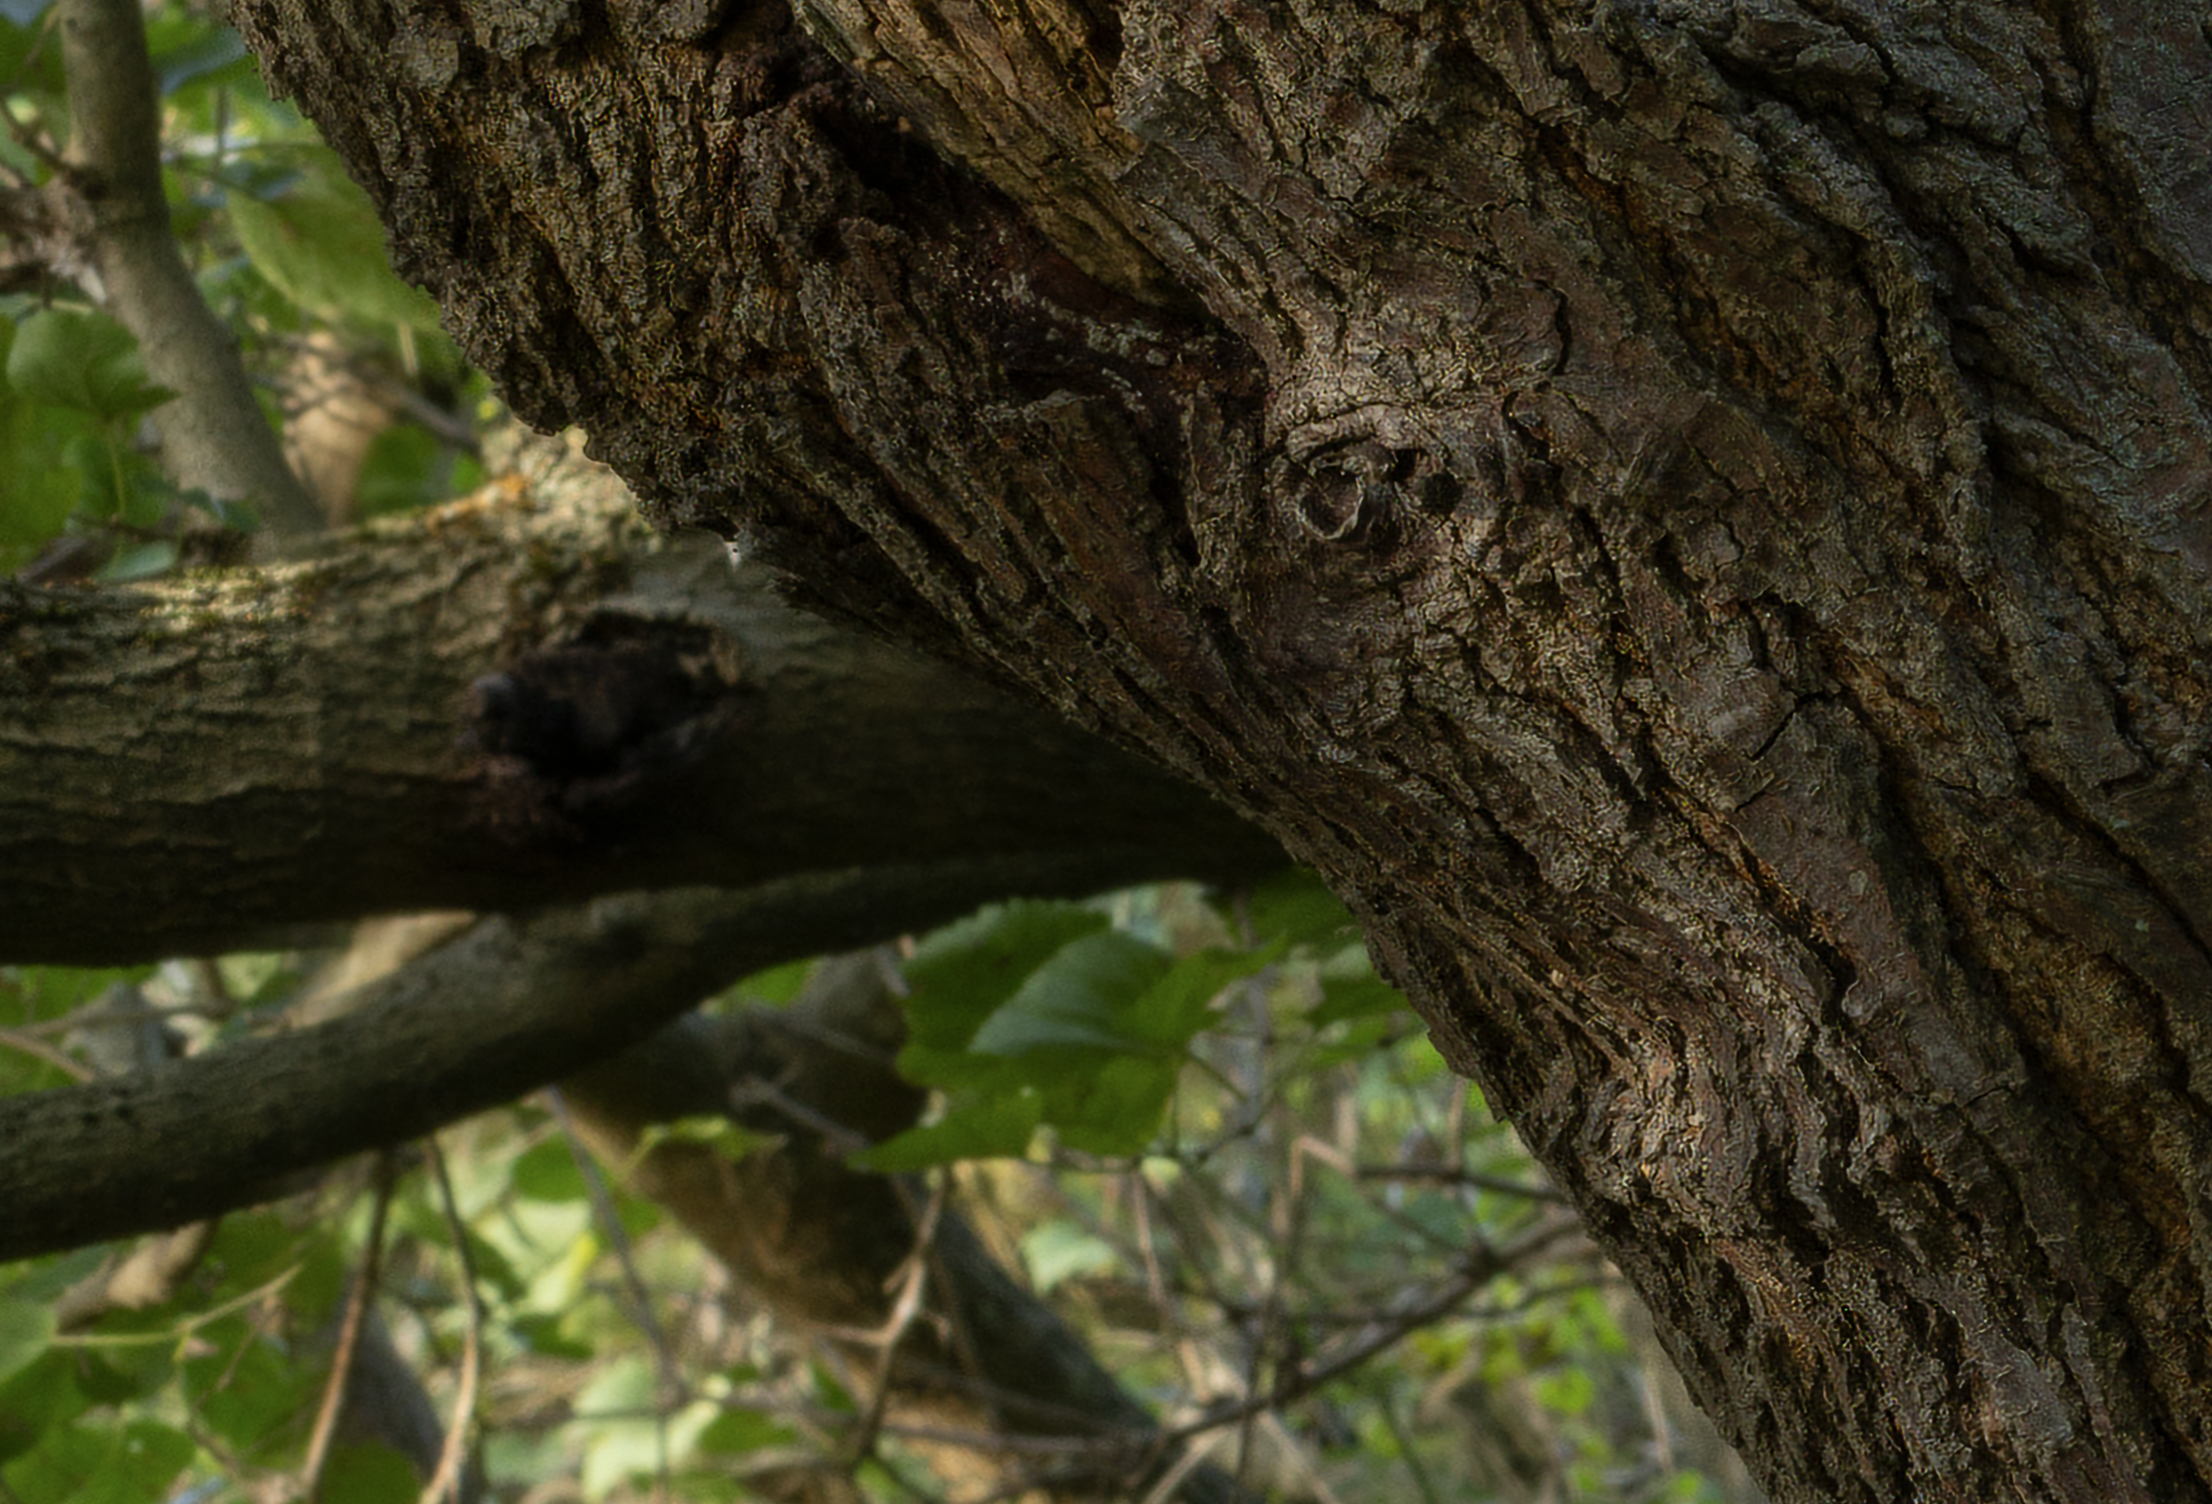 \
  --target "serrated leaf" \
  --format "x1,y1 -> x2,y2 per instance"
227,147 -> 442,329
5,310 -> 170,420
968,930 -> 1173,1057
900,901 -> 1110,1051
